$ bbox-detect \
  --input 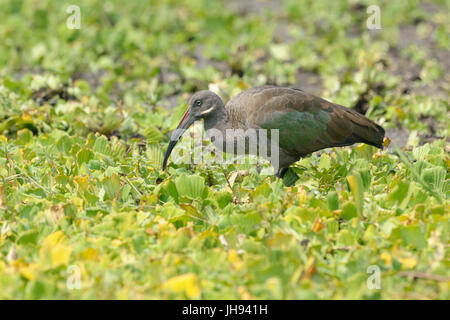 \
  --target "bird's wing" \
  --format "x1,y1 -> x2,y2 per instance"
228,86 -> 384,157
